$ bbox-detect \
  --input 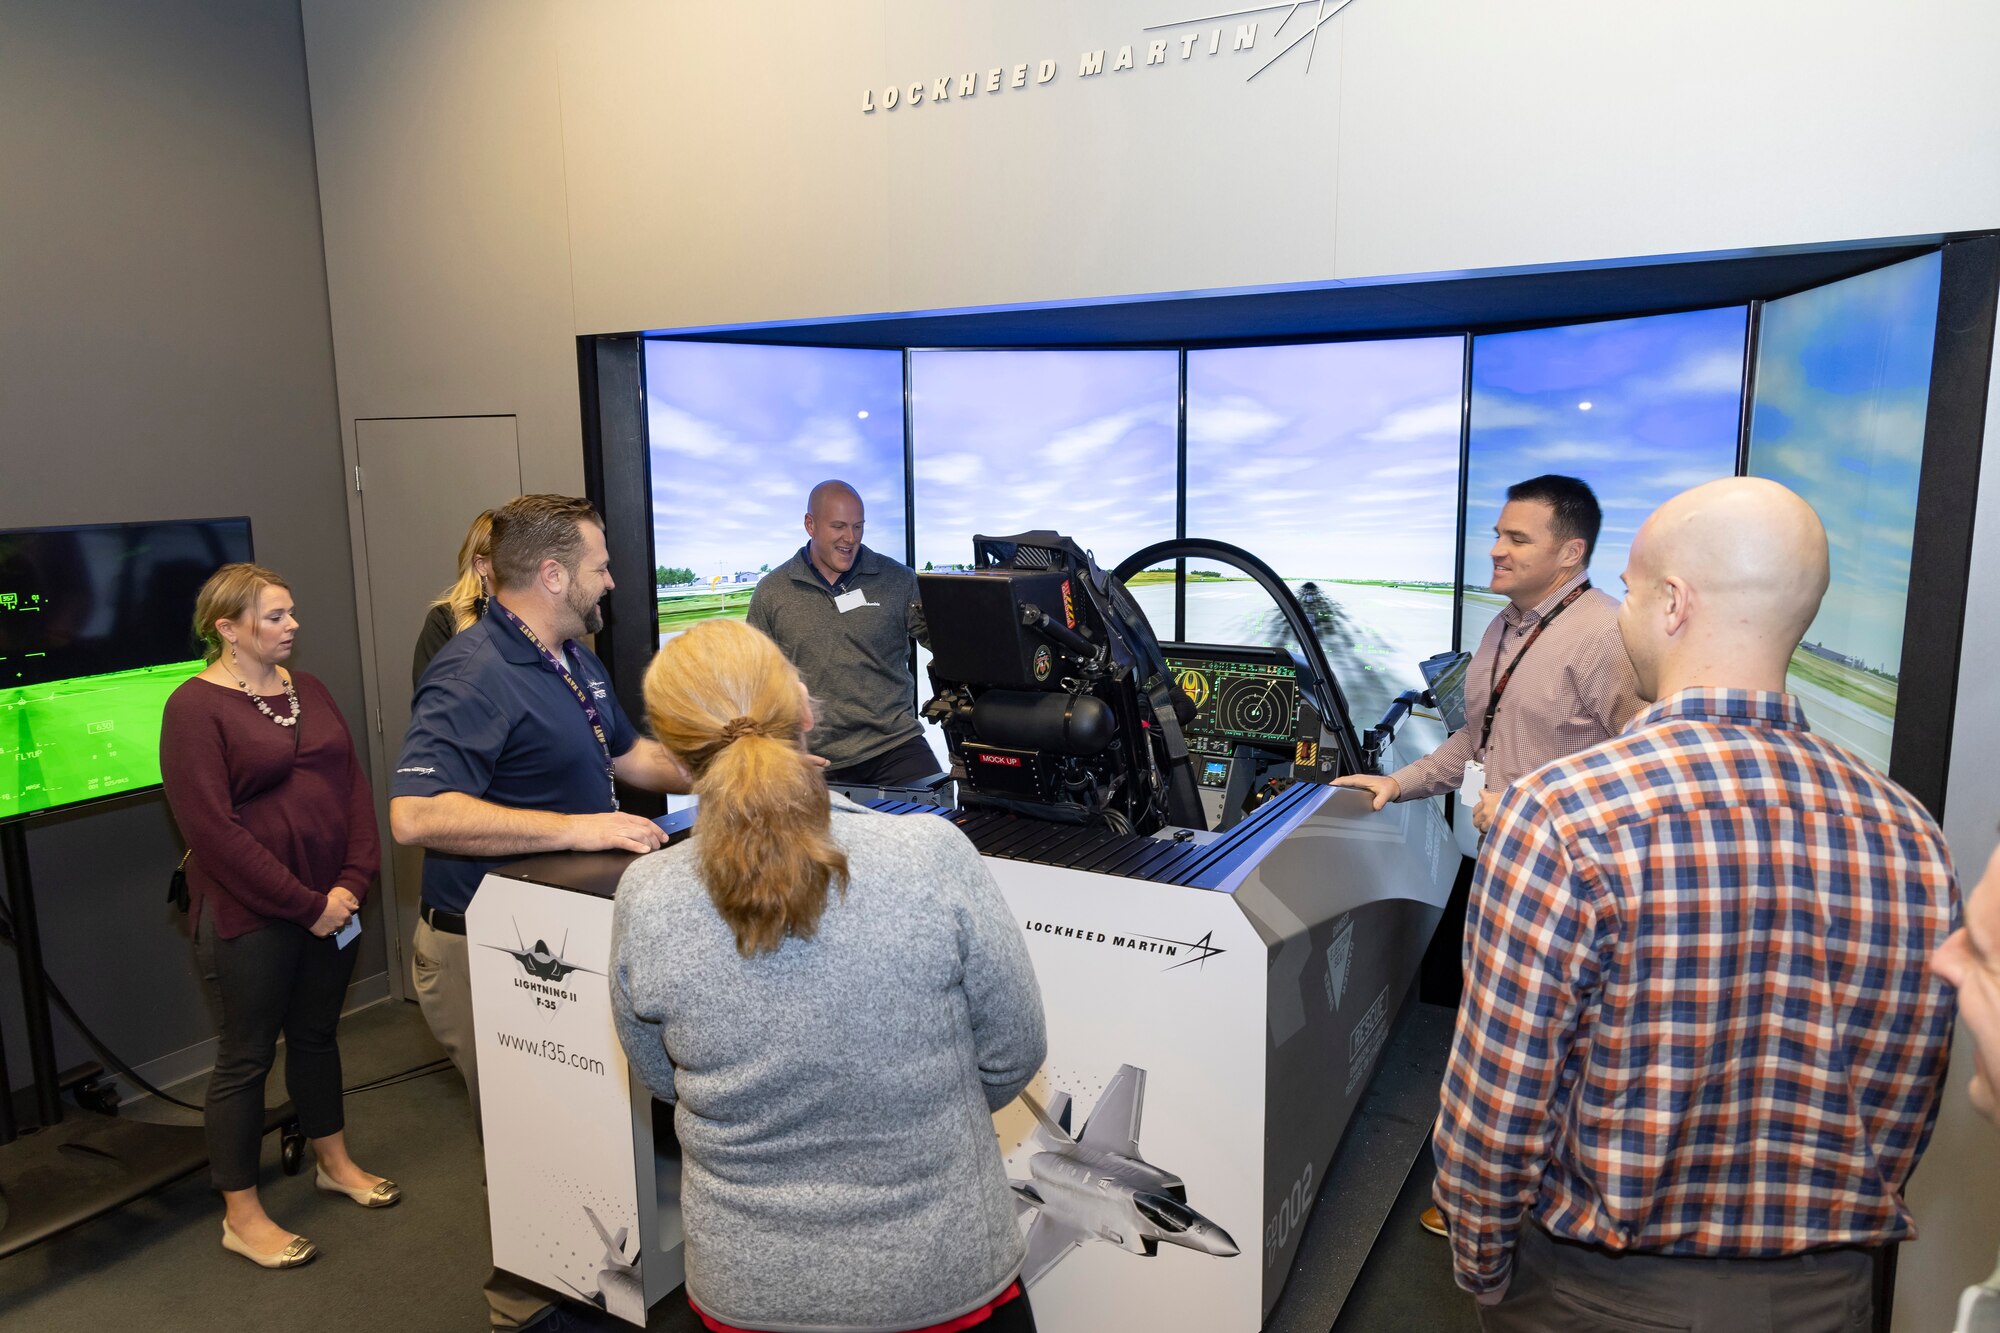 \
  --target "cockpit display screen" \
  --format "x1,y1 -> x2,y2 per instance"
1164,650 -> 1300,759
